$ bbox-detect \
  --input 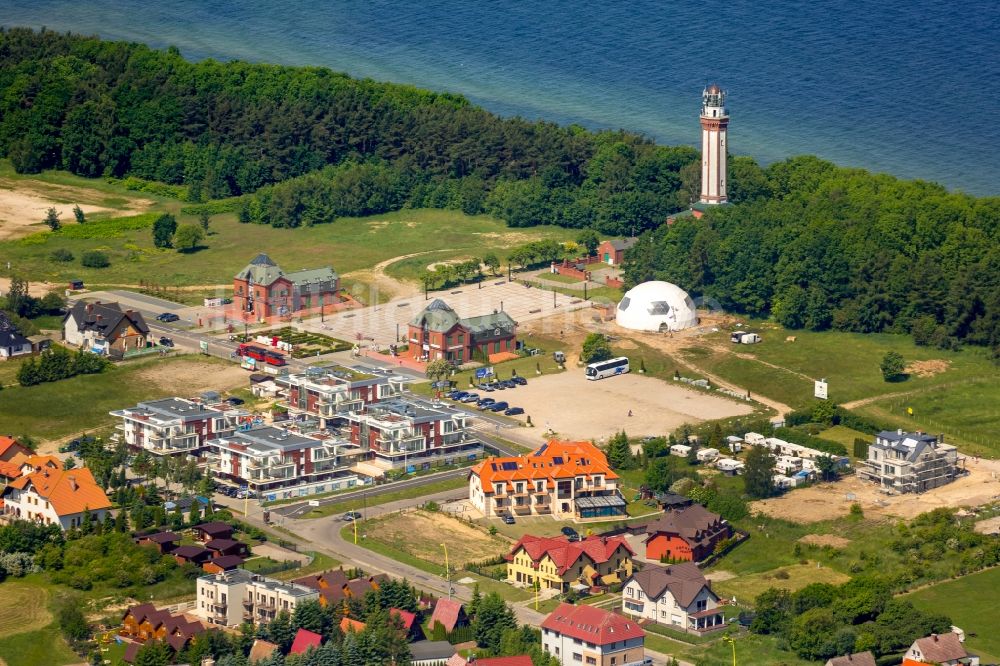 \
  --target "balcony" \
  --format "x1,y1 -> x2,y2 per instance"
512,503 -> 531,513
